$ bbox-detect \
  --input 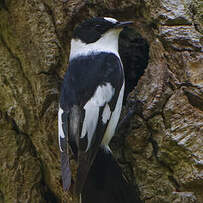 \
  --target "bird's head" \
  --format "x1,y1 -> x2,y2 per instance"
73,17 -> 133,44
70,17 -> 133,60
